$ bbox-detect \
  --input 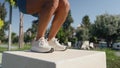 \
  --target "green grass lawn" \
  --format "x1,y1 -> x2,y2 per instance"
0,47 -> 7,53
94,48 -> 120,68
0,43 -> 31,53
